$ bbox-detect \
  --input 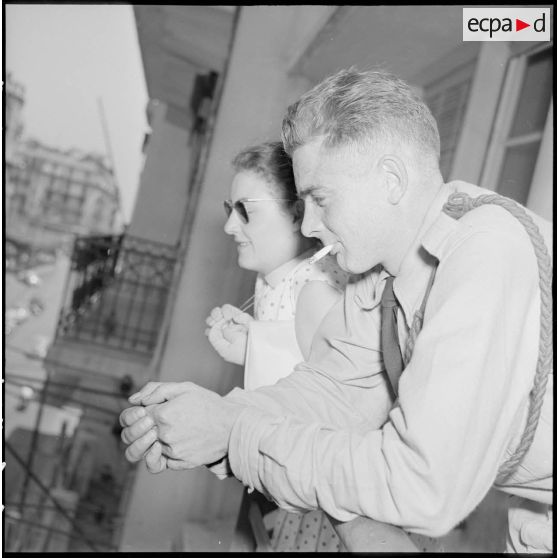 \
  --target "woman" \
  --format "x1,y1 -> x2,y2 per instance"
205,141 -> 350,551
